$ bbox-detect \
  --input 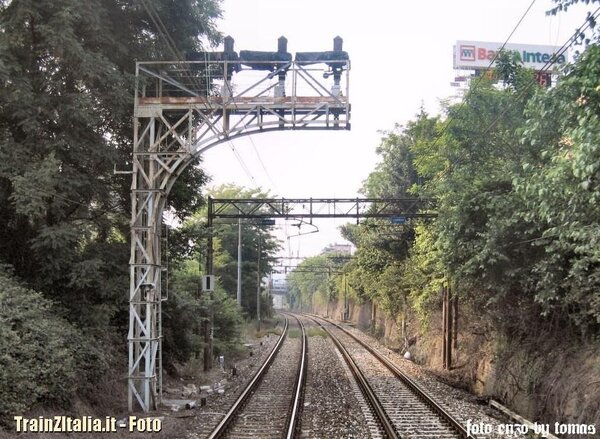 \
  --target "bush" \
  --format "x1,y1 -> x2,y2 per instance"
163,261 -> 244,366
0,271 -> 86,426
